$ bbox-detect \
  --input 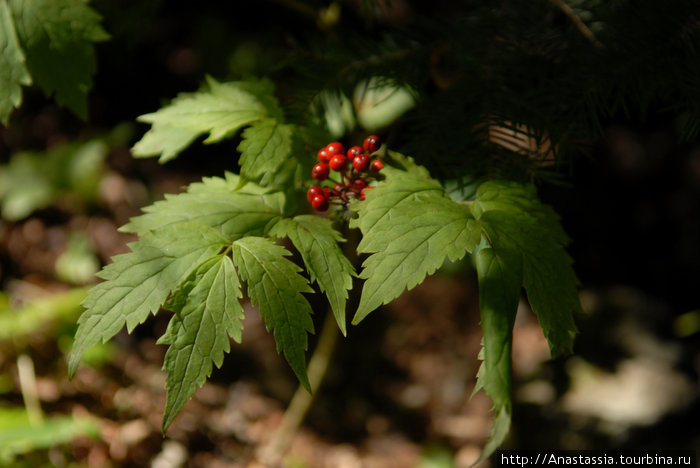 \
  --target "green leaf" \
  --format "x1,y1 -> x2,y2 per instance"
480,405 -> 512,462
68,225 -> 228,378
475,246 -> 521,408
238,118 -> 301,189
158,255 -> 243,431
121,173 -> 286,240
472,181 -> 569,245
232,236 -> 314,390
131,77 -> 281,162
131,124 -> 200,164
270,216 -> 355,335
383,149 -> 432,179
473,245 -> 521,461
349,166 -> 442,242
466,180 -> 581,459
9,0 -> 108,119
348,157 -> 580,459
472,180 -> 580,356
350,166 -> 478,324
0,0 -> 31,126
